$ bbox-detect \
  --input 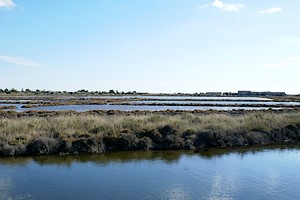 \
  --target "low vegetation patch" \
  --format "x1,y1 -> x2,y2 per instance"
0,106 -> 17,110
1,111 -> 300,156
